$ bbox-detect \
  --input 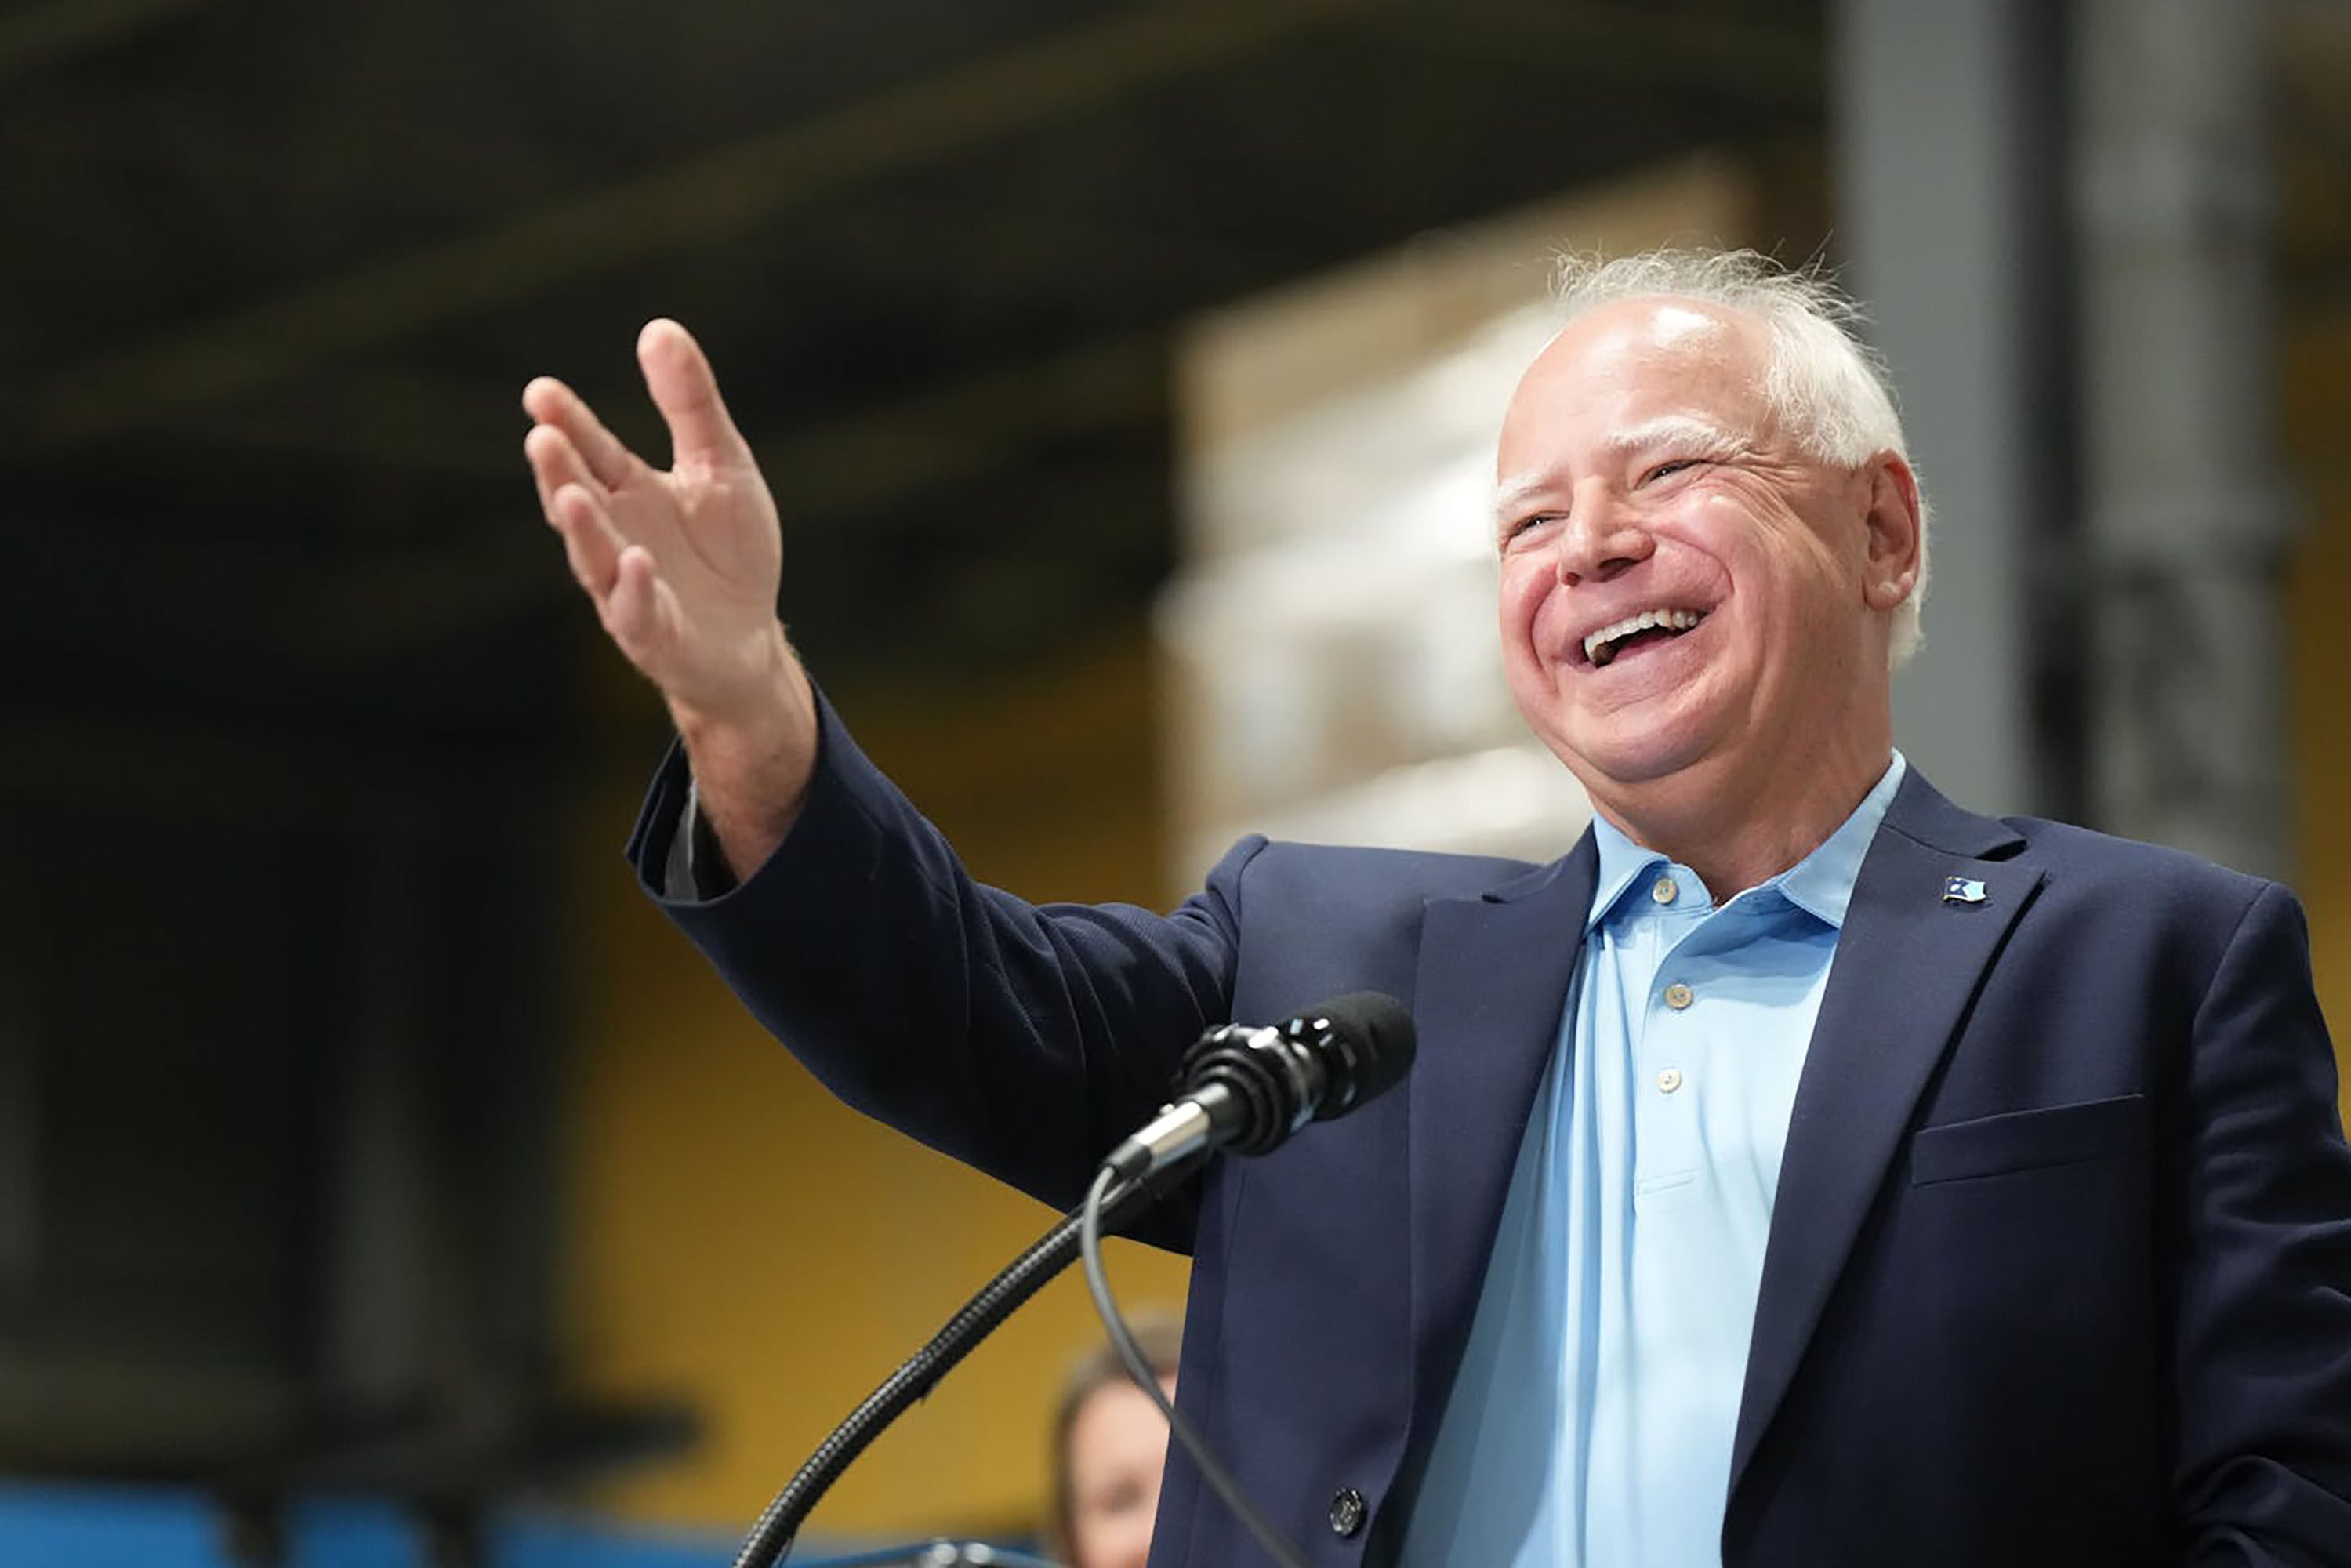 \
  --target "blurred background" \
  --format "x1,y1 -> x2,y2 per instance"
4,0 -> 2348,1562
